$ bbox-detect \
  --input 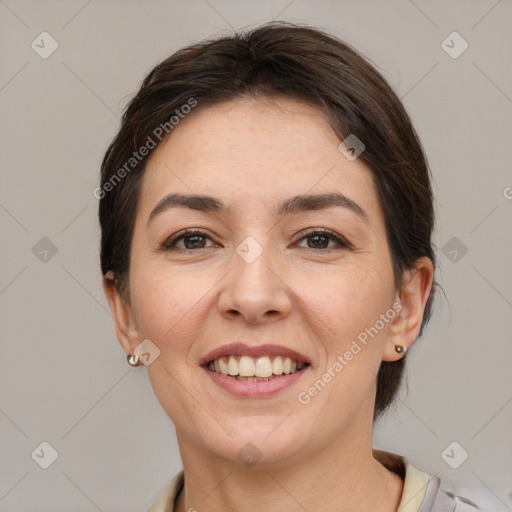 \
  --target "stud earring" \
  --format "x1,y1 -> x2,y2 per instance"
127,354 -> 140,367
394,344 -> 407,355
